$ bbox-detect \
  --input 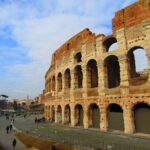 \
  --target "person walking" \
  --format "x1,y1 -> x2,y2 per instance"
10,123 -> 13,131
12,138 -> 17,150
6,126 -> 9,134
